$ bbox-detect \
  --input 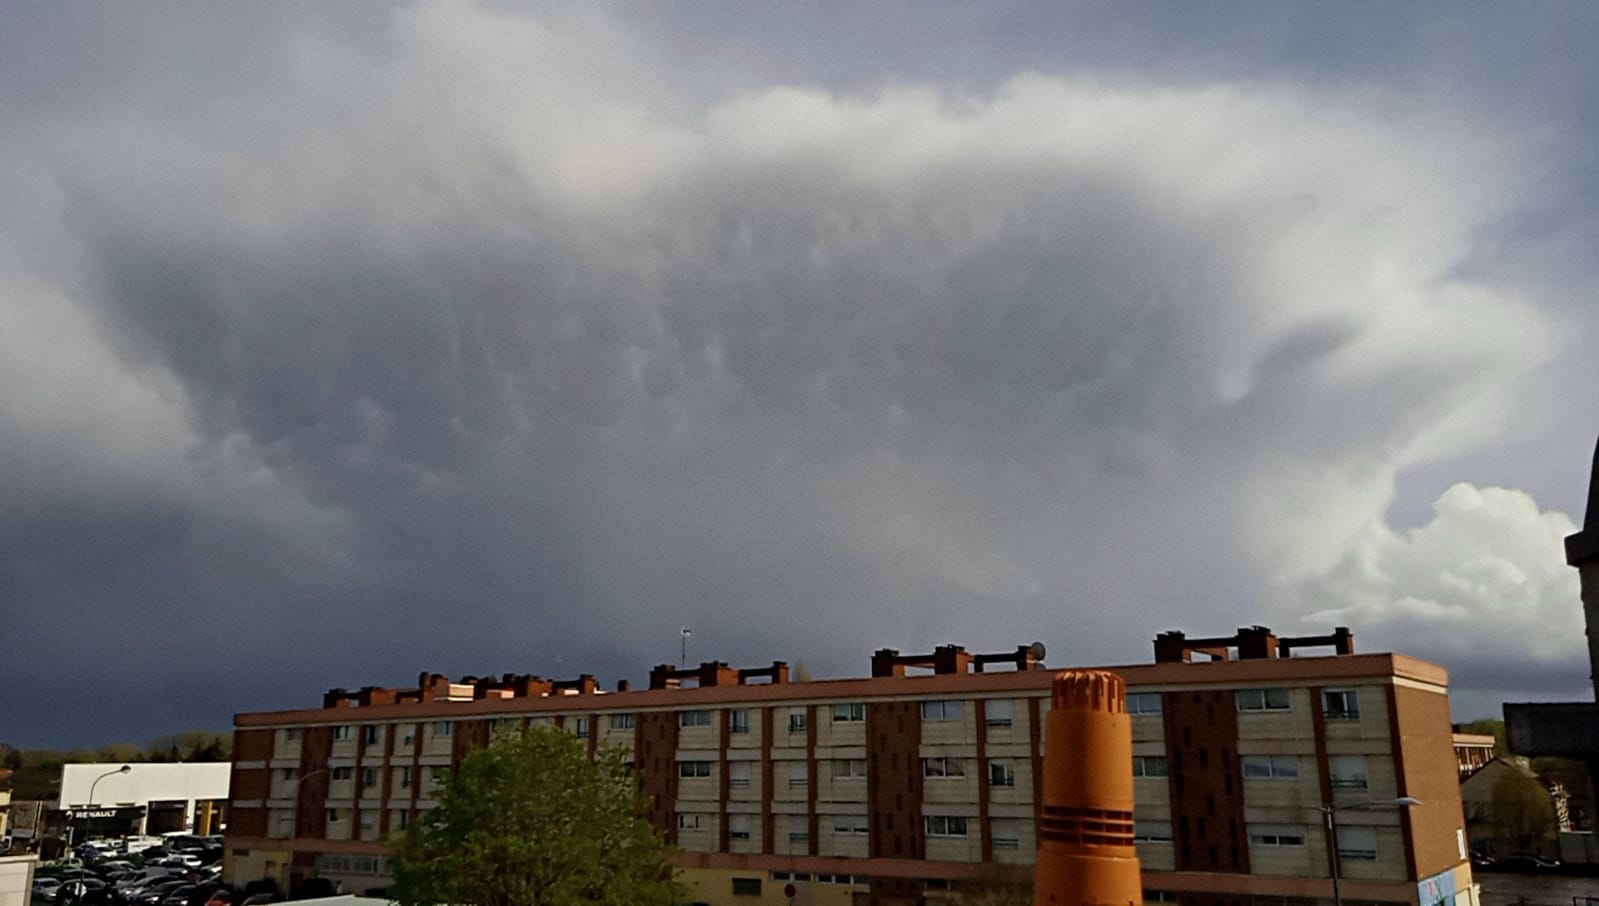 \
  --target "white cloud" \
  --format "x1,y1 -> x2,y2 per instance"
1295,483 -> 1583,673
